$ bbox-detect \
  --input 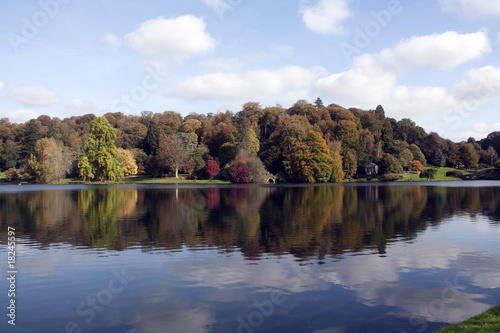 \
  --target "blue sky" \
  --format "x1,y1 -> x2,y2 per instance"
1,0 -> 500,141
